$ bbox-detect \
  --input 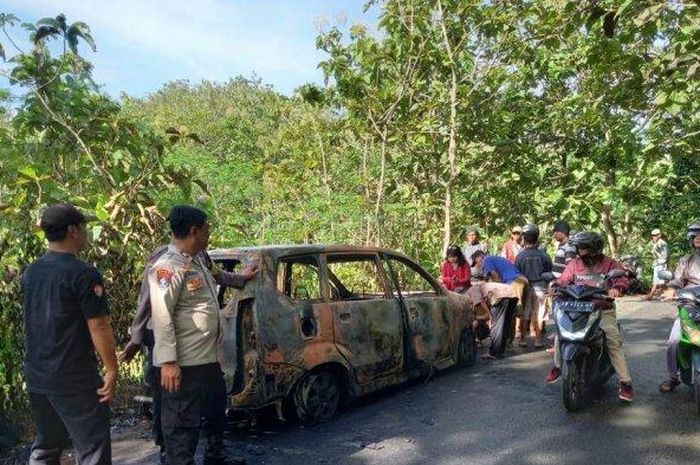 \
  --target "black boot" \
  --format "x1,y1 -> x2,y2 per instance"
203,438 -> 230,465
